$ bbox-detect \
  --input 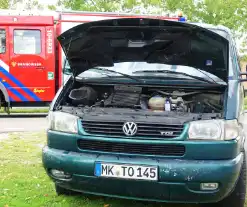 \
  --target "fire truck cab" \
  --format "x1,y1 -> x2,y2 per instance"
0,10 -> 56,112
